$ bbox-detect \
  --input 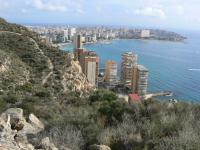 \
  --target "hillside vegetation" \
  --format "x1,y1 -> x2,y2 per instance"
0,18 -> 200,150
